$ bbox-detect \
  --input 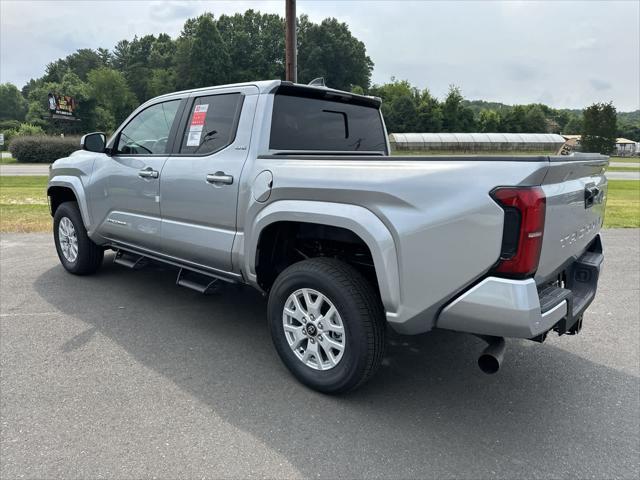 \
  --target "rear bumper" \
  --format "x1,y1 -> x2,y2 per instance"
437,236 -> 603,339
